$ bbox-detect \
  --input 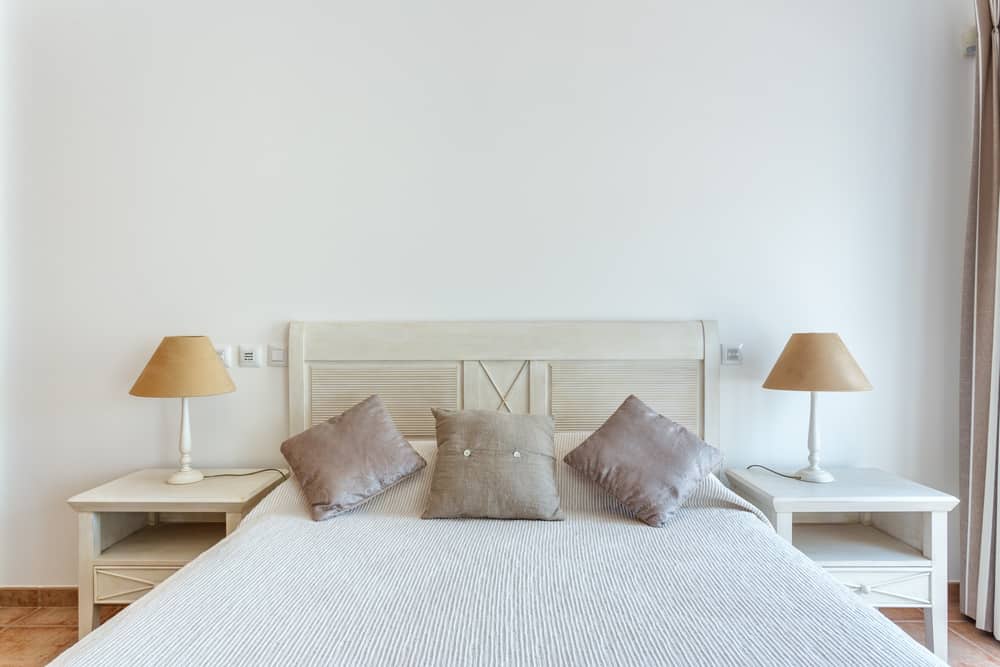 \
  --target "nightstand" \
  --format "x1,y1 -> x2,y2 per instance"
726,467 -> 958,662
67,468 -> 286,639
